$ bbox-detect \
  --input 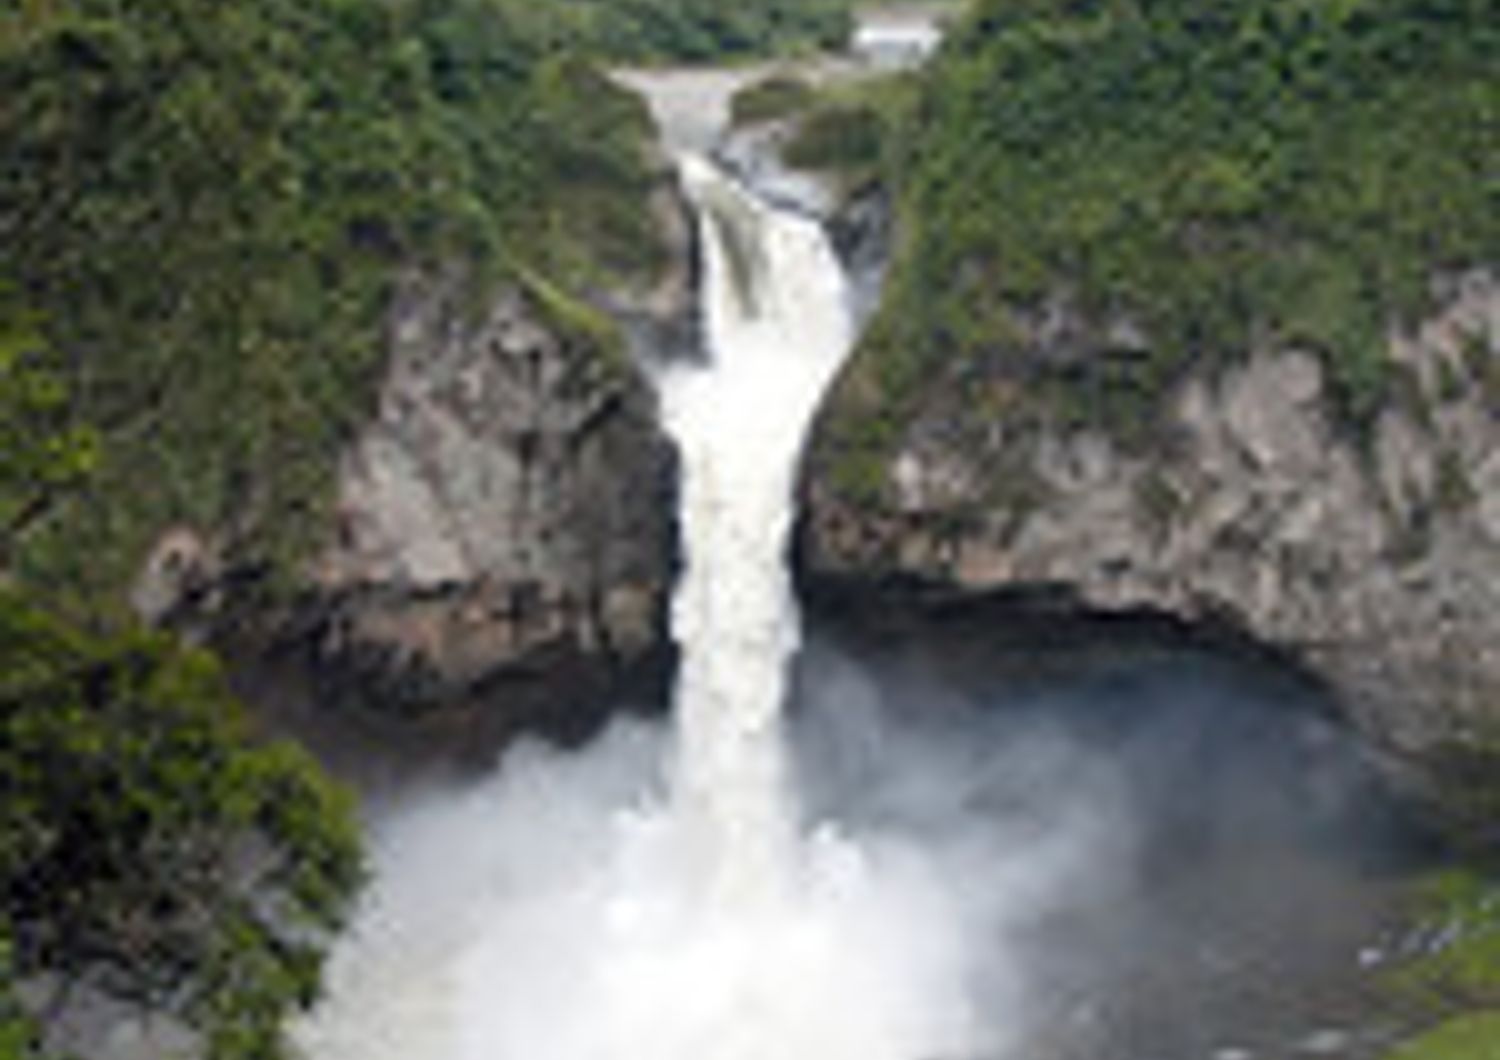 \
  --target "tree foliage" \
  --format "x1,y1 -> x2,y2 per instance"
832,0 -> 1499,472
0,590 -> 363,1059
511,0 -> 854,62
0,288 -> 98,559
0,0 -> 664,602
